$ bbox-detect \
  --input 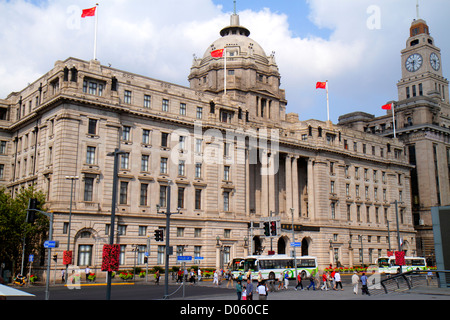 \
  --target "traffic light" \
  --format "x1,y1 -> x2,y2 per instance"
263,222 -> 270,237
154,229 -> 164,242
270,221 -> 277,236
27,198 -> 41,223
53,254 -> 58,262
